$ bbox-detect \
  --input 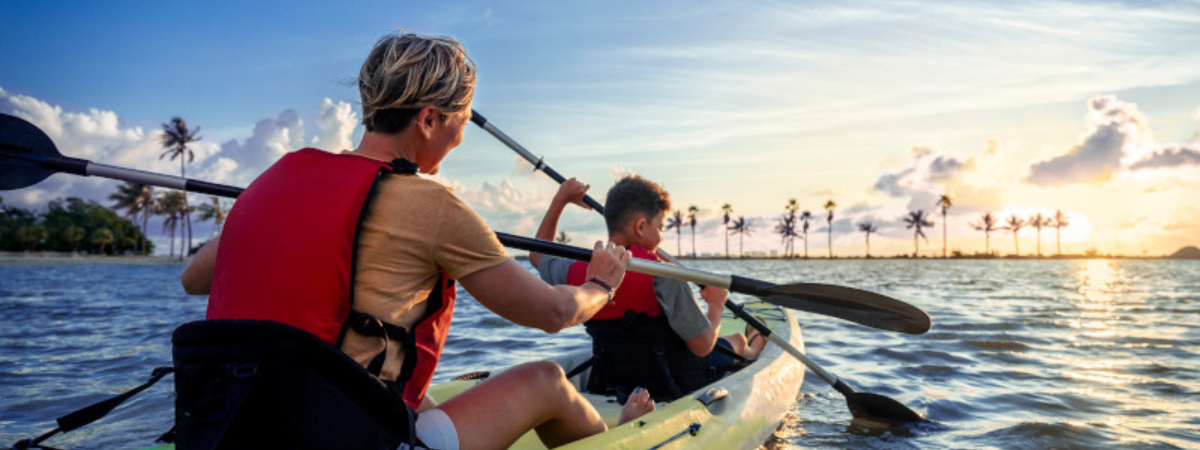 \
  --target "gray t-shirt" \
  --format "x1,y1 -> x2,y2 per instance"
537,255 -> 711,340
